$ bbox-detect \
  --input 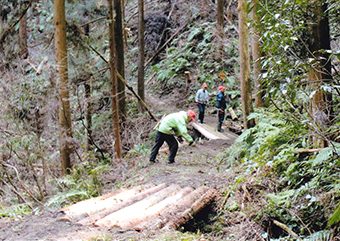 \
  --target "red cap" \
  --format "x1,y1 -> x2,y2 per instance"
202,83 -> 207,88
218,86 -> 226,91
187,110 -> 196,121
